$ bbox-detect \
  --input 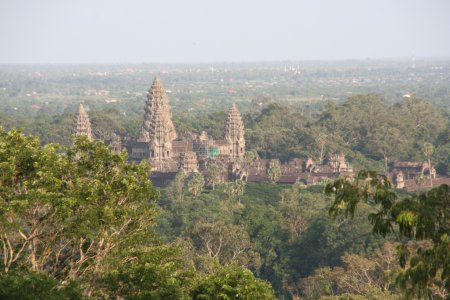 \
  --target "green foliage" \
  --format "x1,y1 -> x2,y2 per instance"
243,182 -> 286,205
0,128 -> 281,299
6,66 -> 450,299
0,271 -> 83,300
186,220 -> 261,271
434,126 -> 450,176
159,178 -> 390,297
279,183 -> 309,241
0,128 -> 159,297
326,171 -> 450,299
422,142 -> 434,159
222,180 -> 246,203
26,113 -> 74,146
191,264 -> 276,300
100,245 -> 195,300
317,94 -> 448,170
266,165 -> 281,184
206,163 -> 222,190
167,170 -> 187,203
243,150 -> 259,165
300,242 -> 401,299
4,89 -> 449,172
326,171 -> 396,227
245,103 -> 305,160
174,111 -> 228,140
188,173 -> 205,198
